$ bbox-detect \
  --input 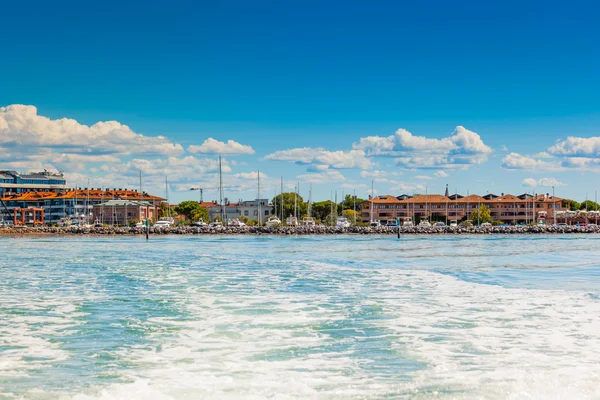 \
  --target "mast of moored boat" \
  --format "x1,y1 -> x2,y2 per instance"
370,180 -> 374,224
257,170 -> 261,225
